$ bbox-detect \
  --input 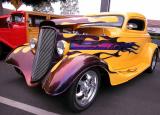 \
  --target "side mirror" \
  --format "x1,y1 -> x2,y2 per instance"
127,23 -> 138,30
